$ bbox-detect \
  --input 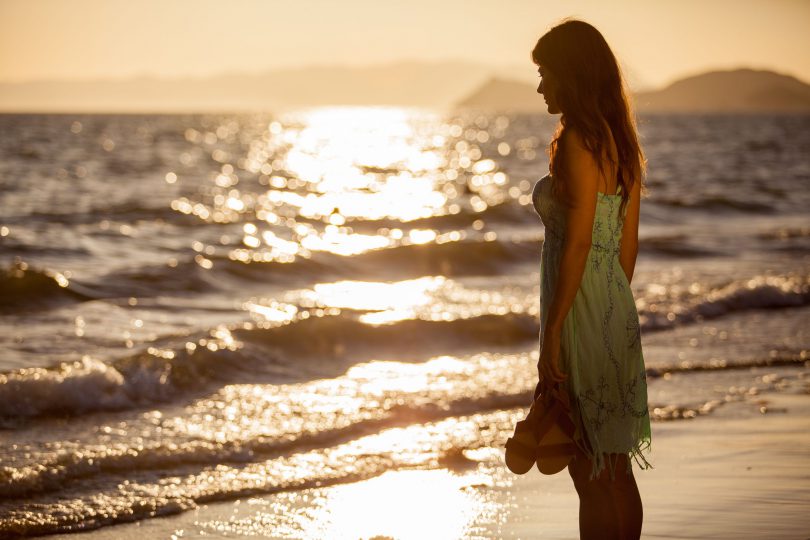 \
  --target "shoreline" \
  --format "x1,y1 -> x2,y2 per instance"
50,381 -> 810,540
